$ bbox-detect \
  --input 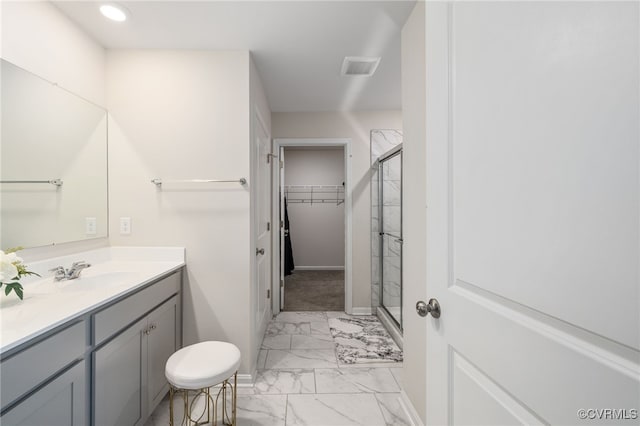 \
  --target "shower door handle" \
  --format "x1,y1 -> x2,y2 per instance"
379,232 -> 403,244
